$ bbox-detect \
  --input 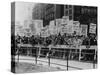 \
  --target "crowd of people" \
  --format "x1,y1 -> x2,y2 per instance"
11,33 -> 97,62
14,33 -> 97,47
